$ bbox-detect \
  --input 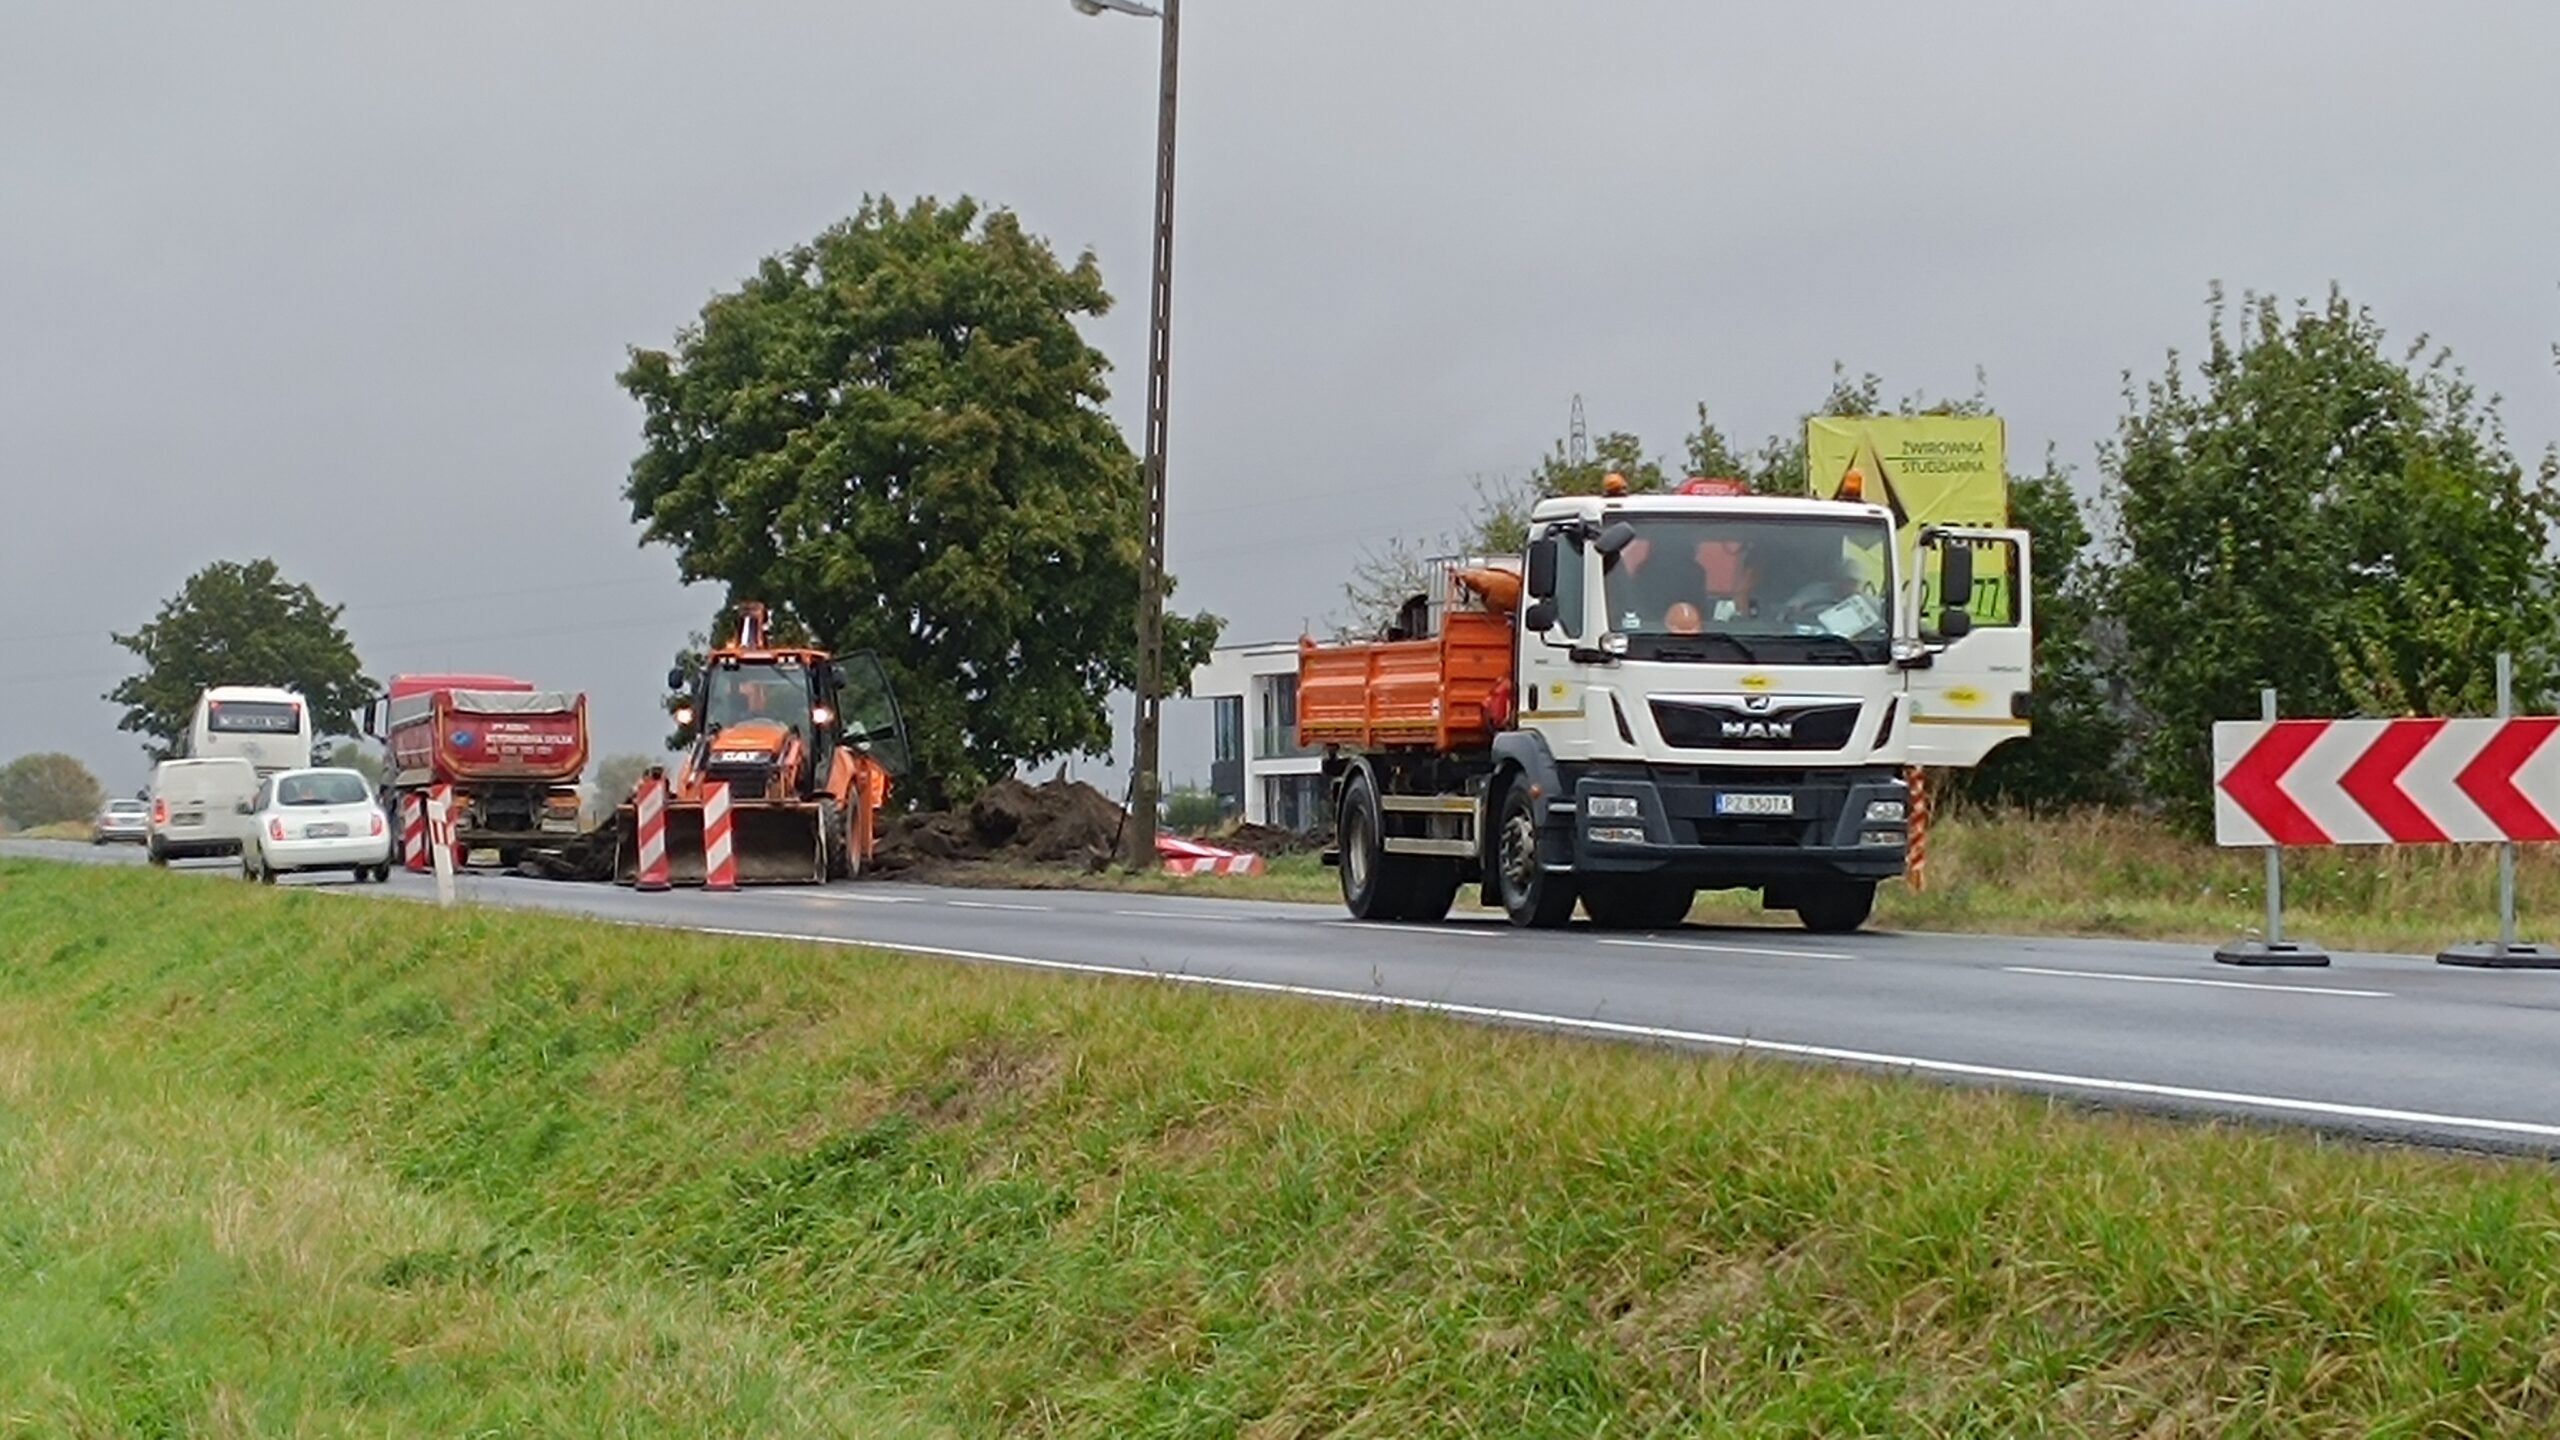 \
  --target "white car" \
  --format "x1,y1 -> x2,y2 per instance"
240,768 -> 394,884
